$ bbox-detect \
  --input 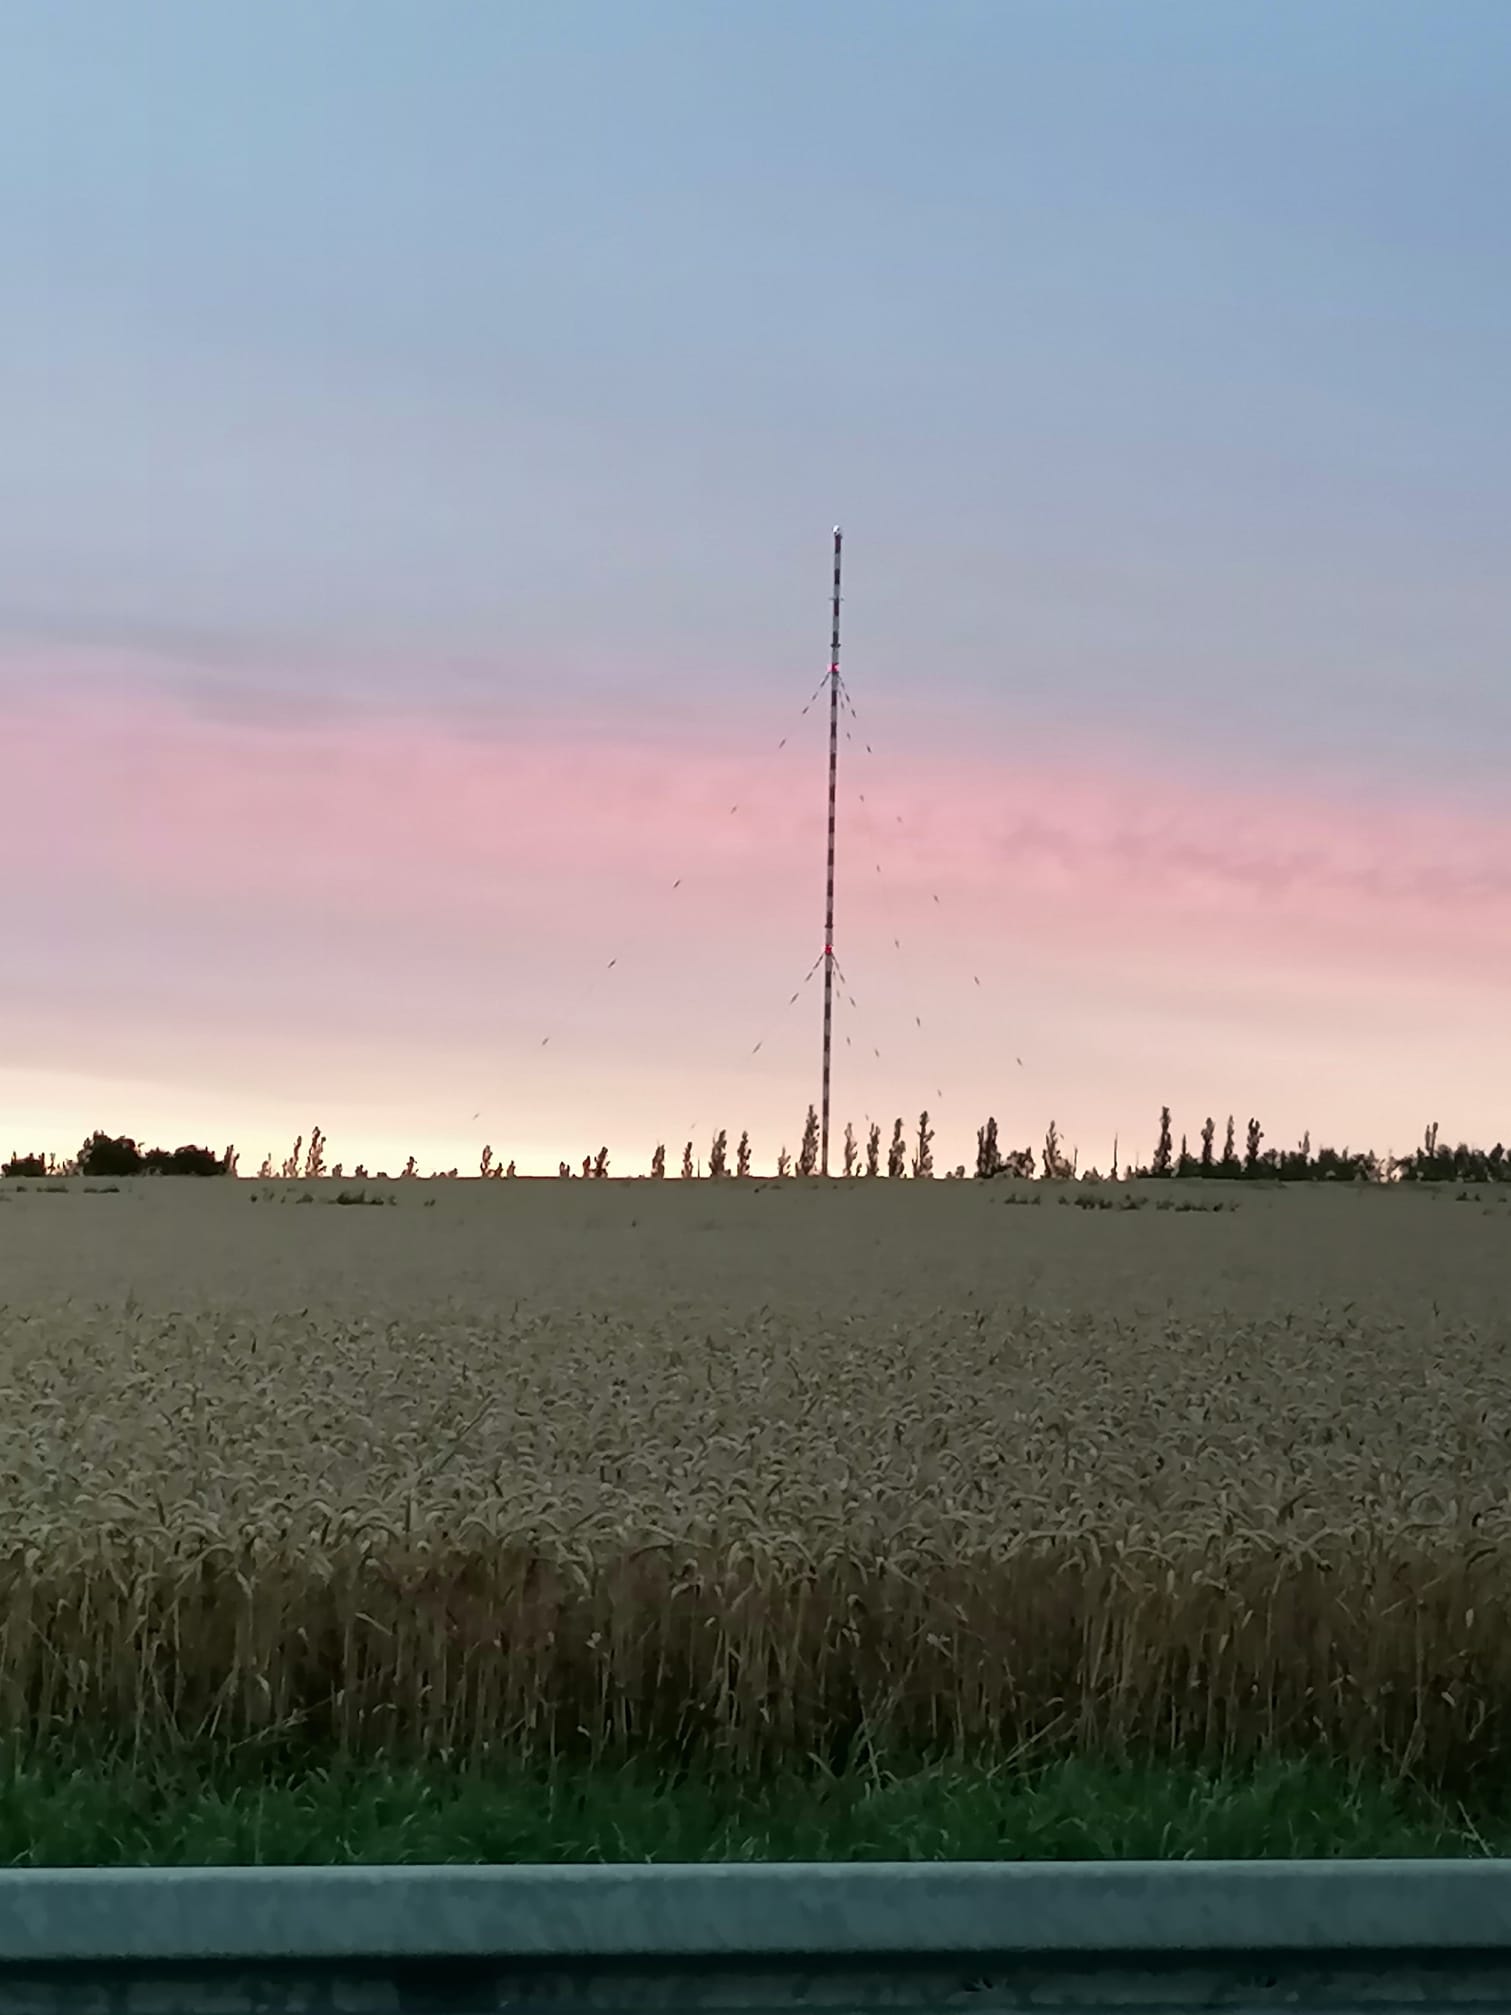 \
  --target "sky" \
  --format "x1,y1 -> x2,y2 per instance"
4,0 -> 1511,1177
